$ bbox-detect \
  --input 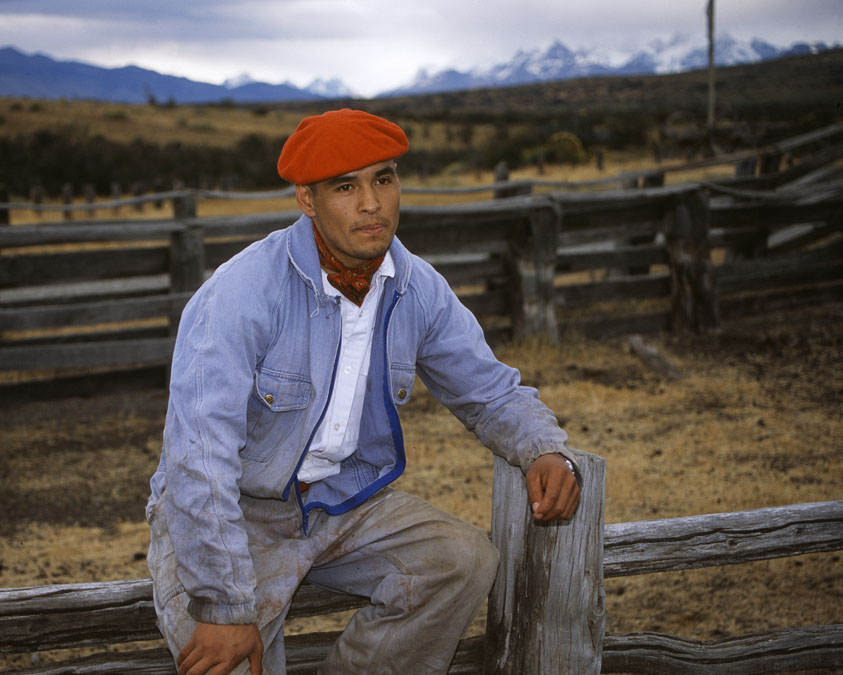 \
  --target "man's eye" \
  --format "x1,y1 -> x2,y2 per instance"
337,184 -> 353,192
